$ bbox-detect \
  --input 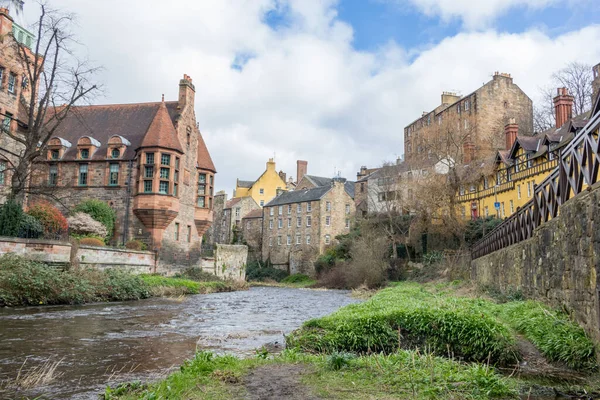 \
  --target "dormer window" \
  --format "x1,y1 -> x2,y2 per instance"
51,150 -> 60,160
80,148 -> 89,159
47,137 -> 71,160
111,148 -> 120,159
